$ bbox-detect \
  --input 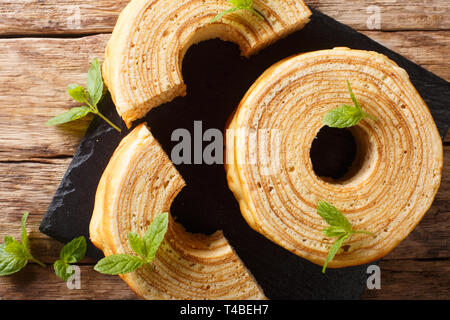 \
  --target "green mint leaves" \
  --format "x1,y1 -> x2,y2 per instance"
0,212 -> 168,279
211,0 -> 264,23
54,236 -> 87,281
0,212 -> 87,281
322,81 -> 376,128
46,106 -> 91,126
87,59 -> 105,106
94,212 -> 169,275
94,254 -> 144,275
46,58 -> 122,132
0,213 -> 45,276
317,201 -> 373,273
